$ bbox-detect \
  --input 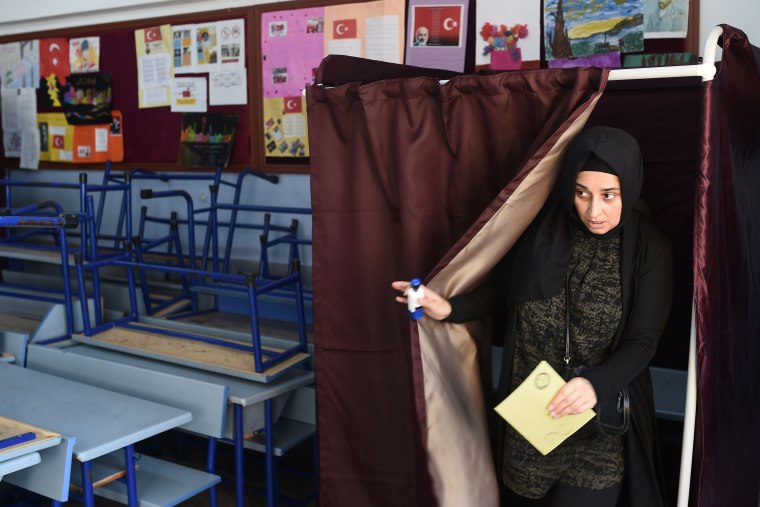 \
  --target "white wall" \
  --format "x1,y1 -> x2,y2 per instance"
700,0 -> 760,59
